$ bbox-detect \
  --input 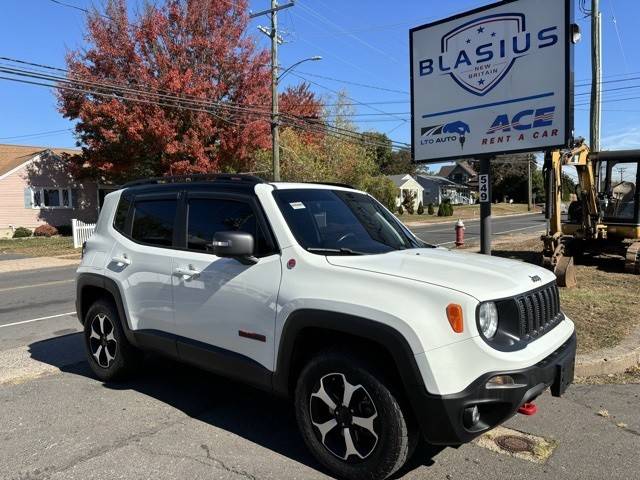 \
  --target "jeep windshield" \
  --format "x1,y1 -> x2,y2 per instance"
273,188 -> 427,255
